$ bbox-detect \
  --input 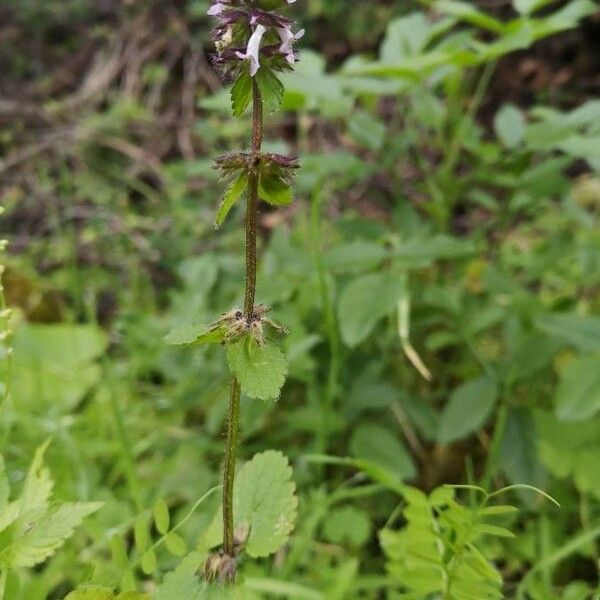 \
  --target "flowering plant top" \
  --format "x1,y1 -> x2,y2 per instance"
208,0 -> 304,78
